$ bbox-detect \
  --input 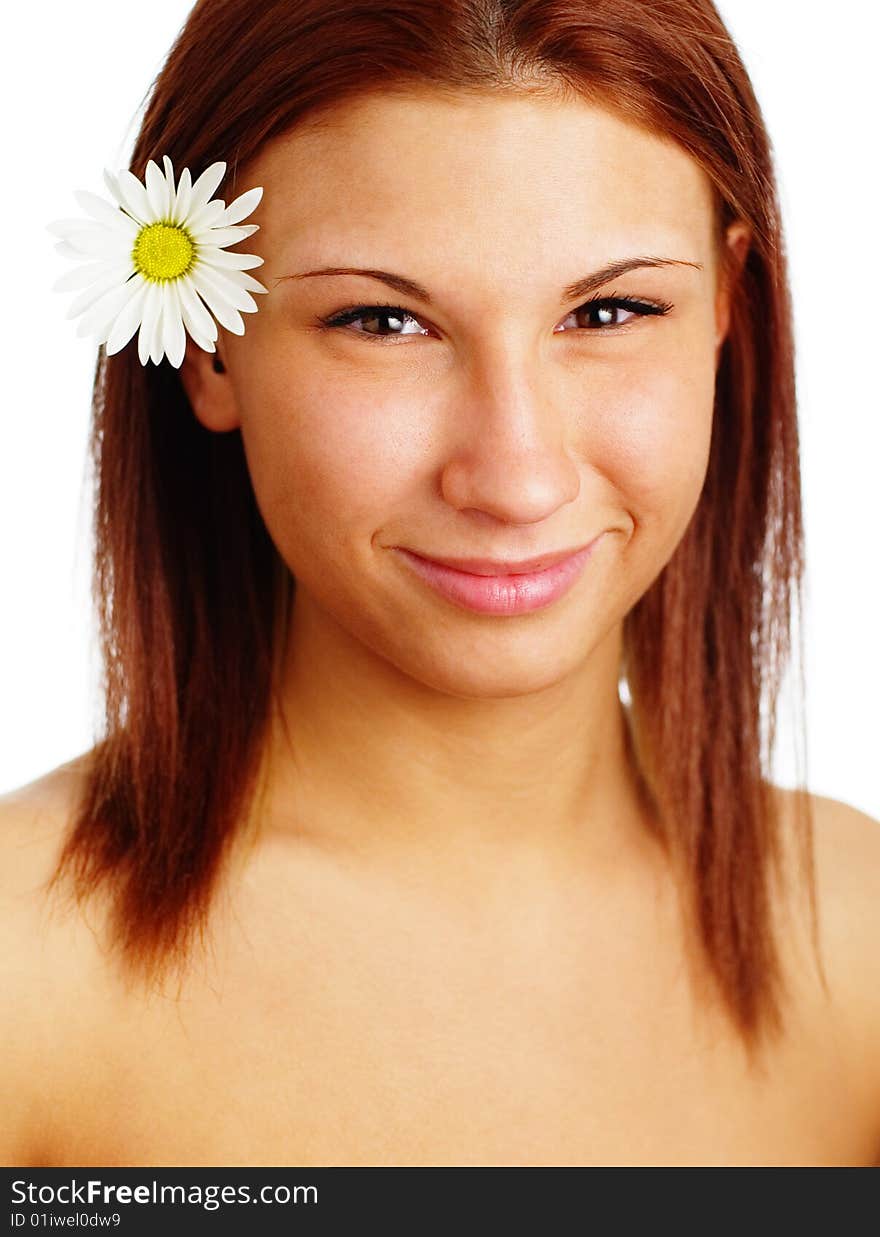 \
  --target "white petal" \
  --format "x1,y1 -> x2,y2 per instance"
221,186 -> 262,226
162,282 -> 187,368
73,190 -> 138,236
218,305 -> 246,335
138,284 -> 162,366
200,263 -> 268,295
52,261 -> 114,292
236,272 -> 268,295
116,169 -> 155,224
64,226 -> 132,261
102,168 -> 140,221
162,156 -> 177,200
192,224 -> 259,248
188,332 -> 217,354
145,159 -> 171,221
76,279 -> 141,340
150,289 -> 167,365
196,246 -> 264,271
54,241 -> 83,259
103,169 -> 123,207
185,198 -> 227,233
189,268 -> 245,334
47,217 -> 101,237
65,262 -> 133,318
105,277 -> 150,354
172,167 -> 193,226
188,161 -> 227,216
192,264 -> 257,313
177,276 -> 218,343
